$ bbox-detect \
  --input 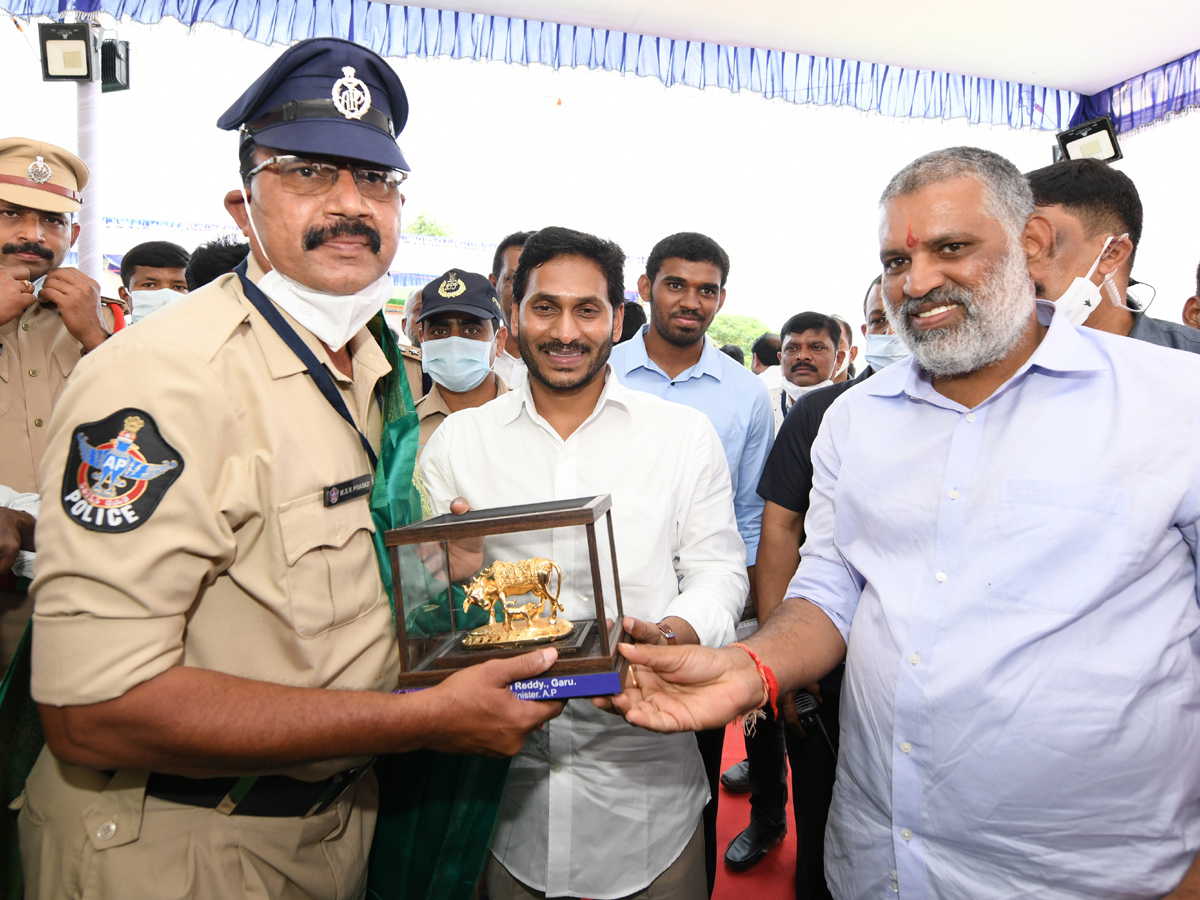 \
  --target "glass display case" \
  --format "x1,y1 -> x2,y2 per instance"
385,494 -> 629,698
